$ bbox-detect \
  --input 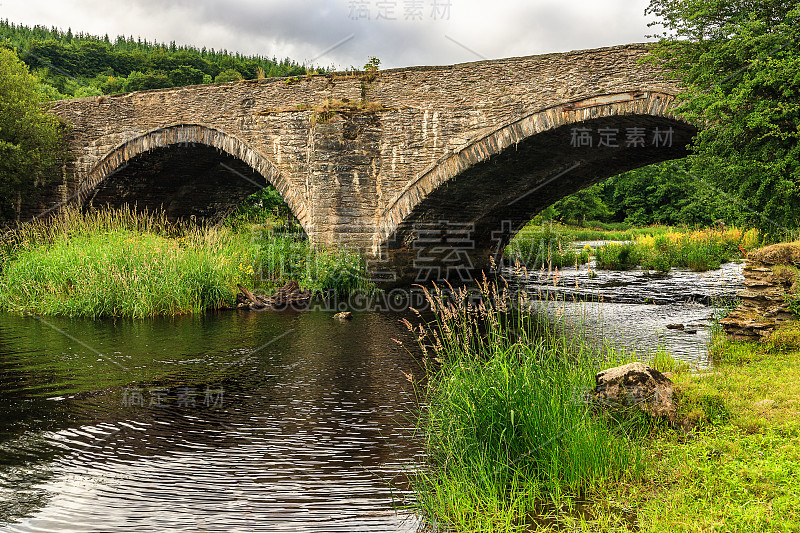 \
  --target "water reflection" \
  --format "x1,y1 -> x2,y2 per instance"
0,310 -> 423,532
